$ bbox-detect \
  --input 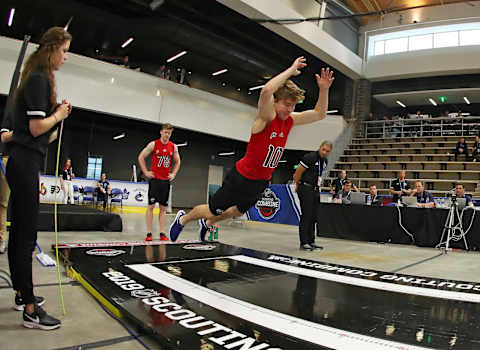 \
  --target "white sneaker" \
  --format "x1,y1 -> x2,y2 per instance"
0,240 -> 5,254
